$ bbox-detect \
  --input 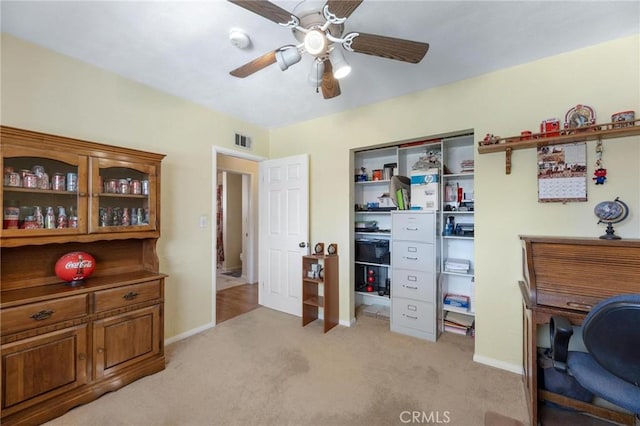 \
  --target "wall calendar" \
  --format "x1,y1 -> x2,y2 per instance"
537,142 -> 587,203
